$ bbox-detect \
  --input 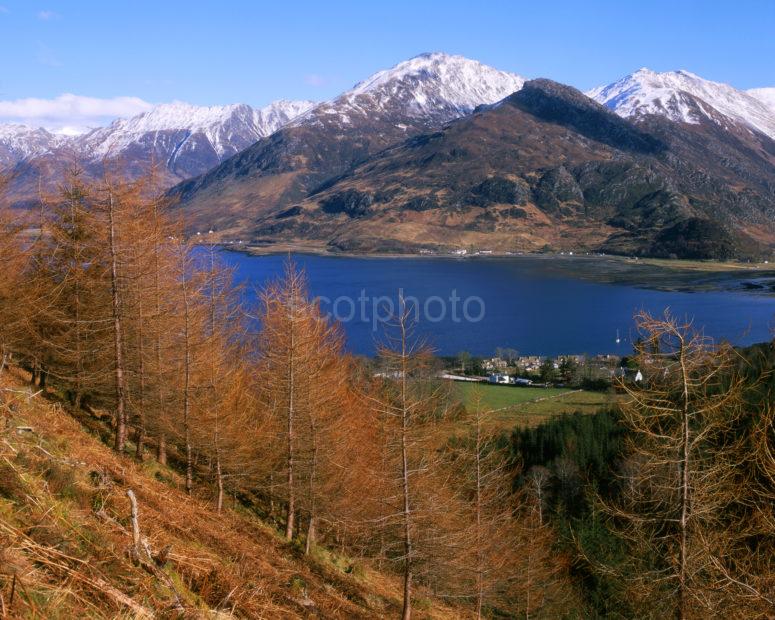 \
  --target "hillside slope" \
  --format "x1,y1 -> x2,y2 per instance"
0,369 -> 463,619
169,53 -> 525,235
250,79 -> 775,258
